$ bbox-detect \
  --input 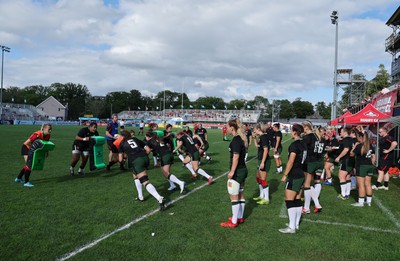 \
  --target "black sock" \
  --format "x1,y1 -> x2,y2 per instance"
376,181 -> 382,187
18,168 -> 25,179
384,181 -> 389,187
24,170 -> 31,183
